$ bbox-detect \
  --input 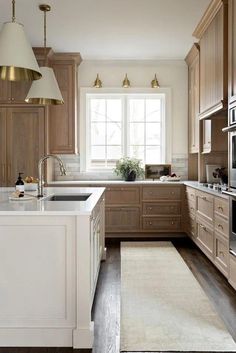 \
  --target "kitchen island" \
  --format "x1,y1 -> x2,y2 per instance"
0,187 -> 106,349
